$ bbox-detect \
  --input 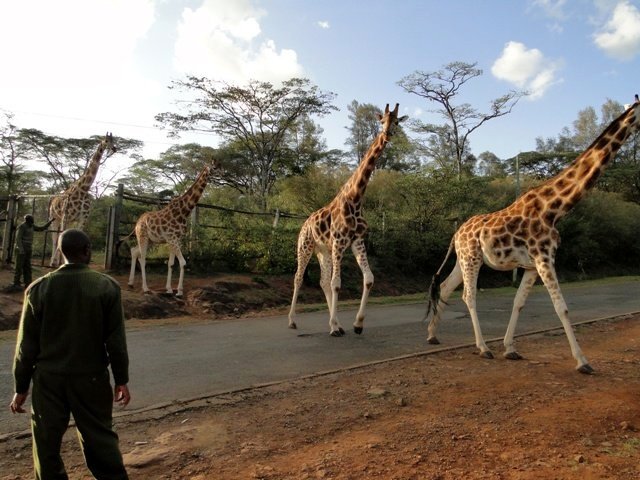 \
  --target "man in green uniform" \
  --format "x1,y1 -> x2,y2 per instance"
10,228 -> 131,480
12,214 -> 54,289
